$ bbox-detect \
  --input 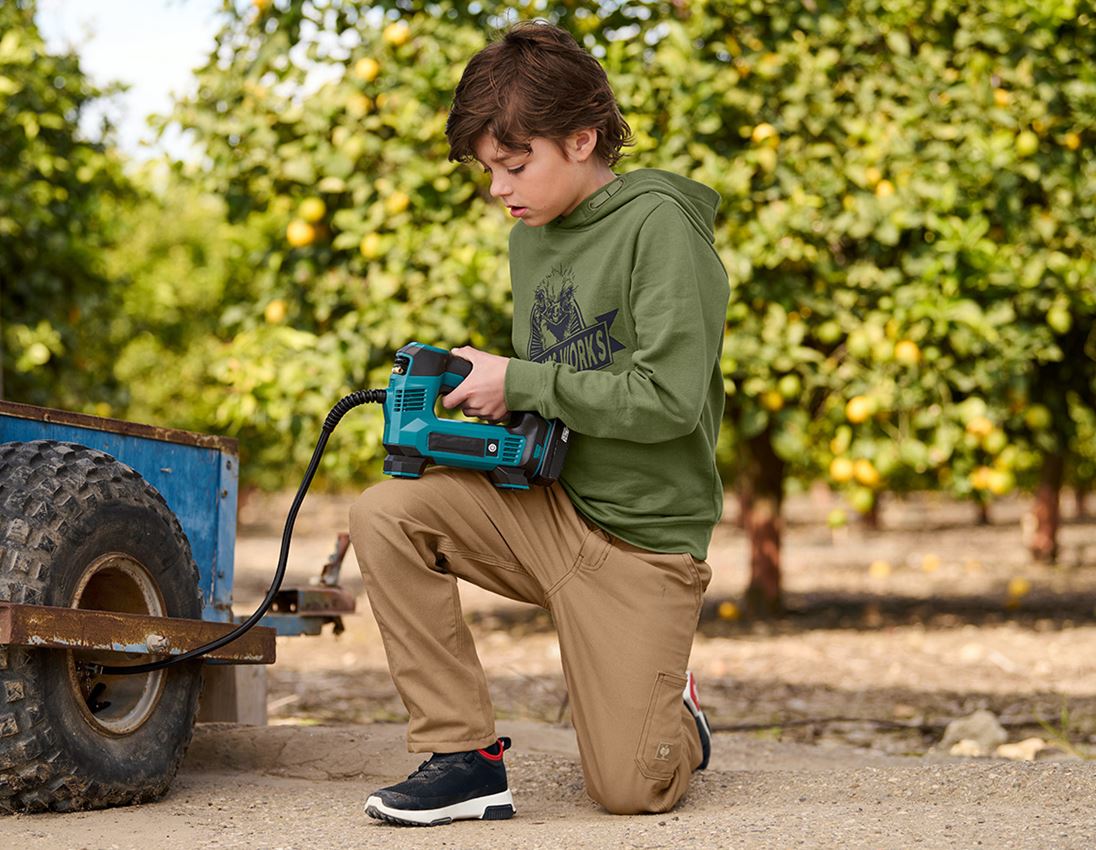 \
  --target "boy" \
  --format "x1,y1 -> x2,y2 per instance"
349,19 -> 729,825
